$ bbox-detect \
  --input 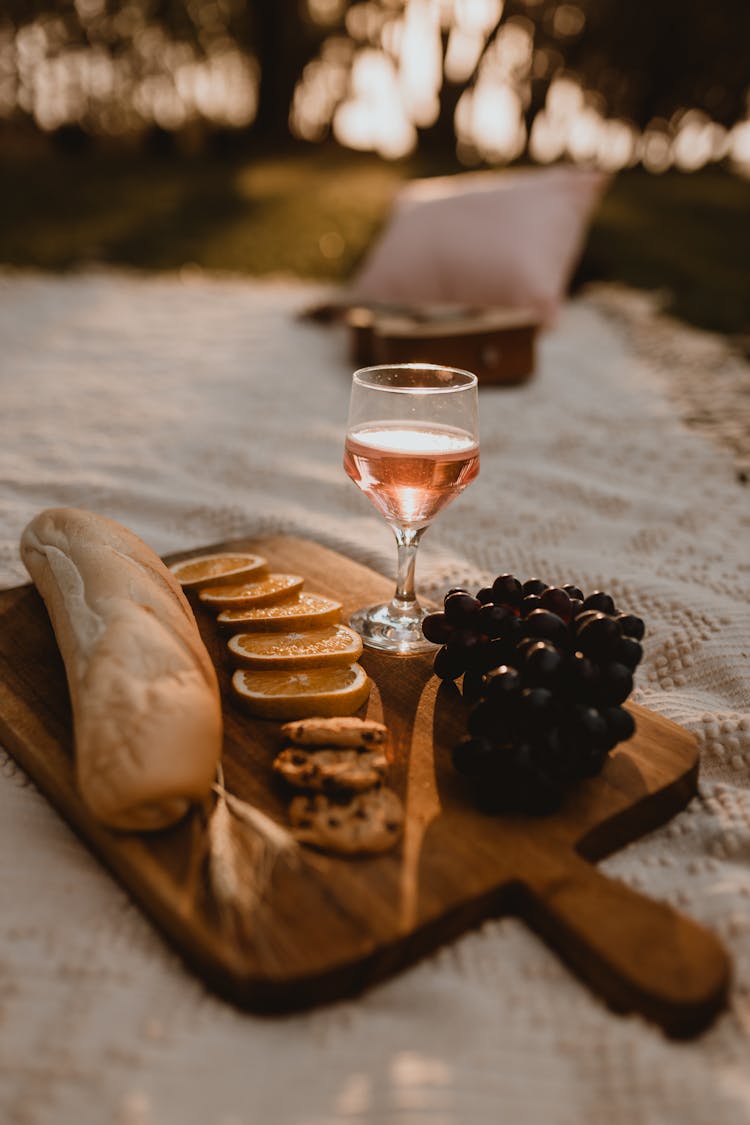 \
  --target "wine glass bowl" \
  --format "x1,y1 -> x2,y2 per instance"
344,363 -> 480,654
